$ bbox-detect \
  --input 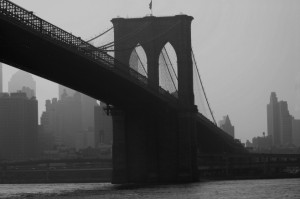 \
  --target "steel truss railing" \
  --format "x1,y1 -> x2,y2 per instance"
0,0 -> 175,101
